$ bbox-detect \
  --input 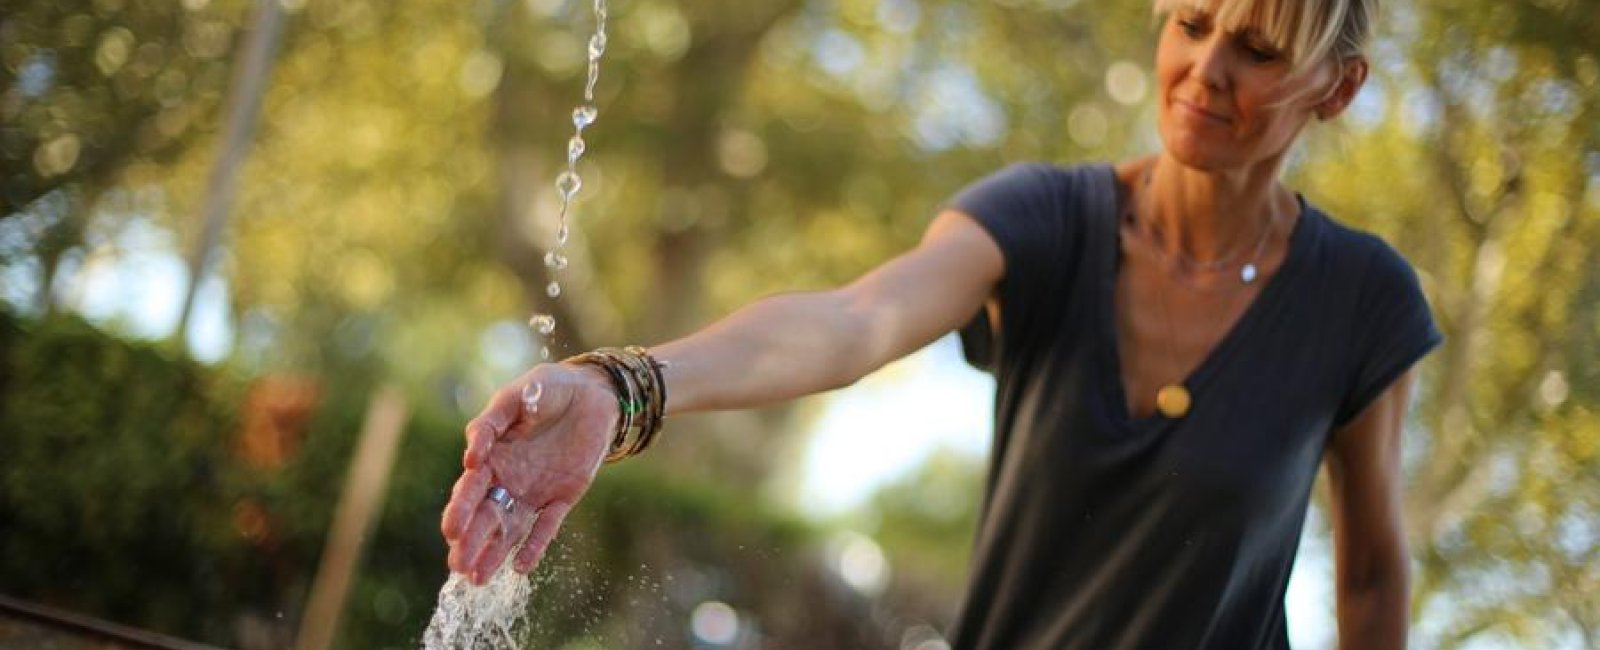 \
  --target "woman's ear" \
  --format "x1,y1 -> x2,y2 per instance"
1317,56 -> 1370,121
